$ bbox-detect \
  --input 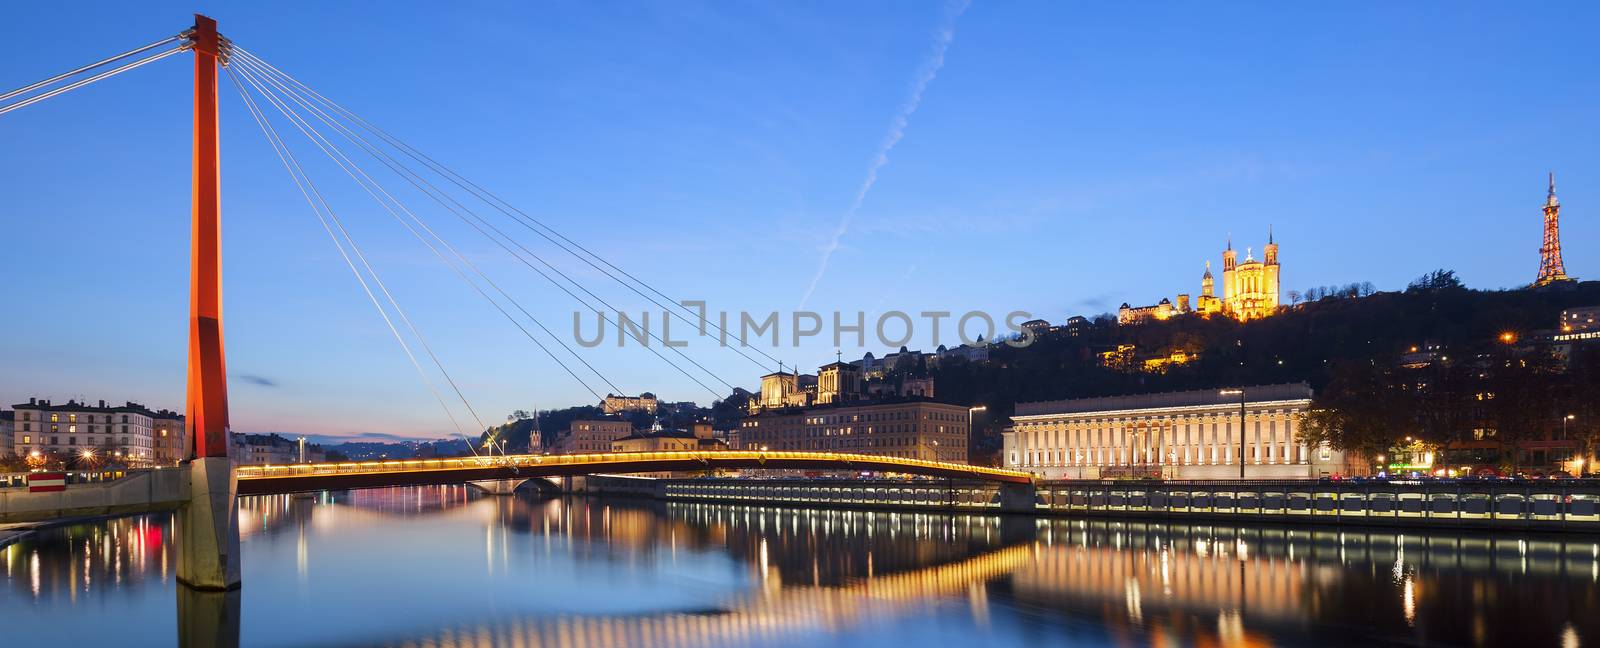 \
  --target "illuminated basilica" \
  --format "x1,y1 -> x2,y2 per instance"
1119,231 -> 1281,324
